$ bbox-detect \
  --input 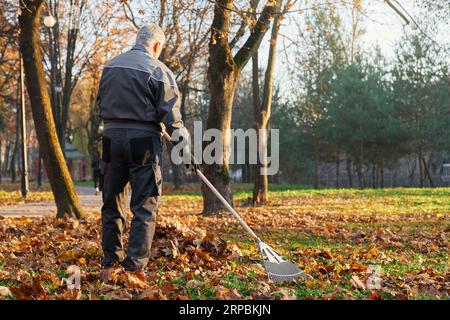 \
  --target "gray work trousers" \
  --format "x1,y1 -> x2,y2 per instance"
101,128 -> 162,271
